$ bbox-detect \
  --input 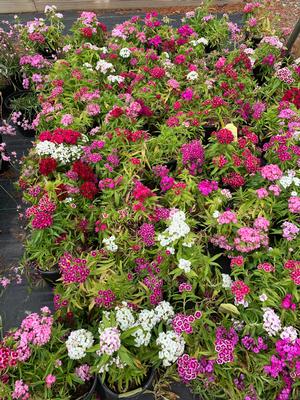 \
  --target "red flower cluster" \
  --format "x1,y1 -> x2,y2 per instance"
39,128 -> 81,144
150,67 -> 166,79
0,345 -> 18,370
216,128 -> 234,144
72,160 -> 96,181
222,172 -> 245,188
80,181 -> 98,200
81,27 -> 93,38
282,88 -> 300,109
284,260 -> 300,285
39,157 -> 57,176
132,181 -> 154,202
